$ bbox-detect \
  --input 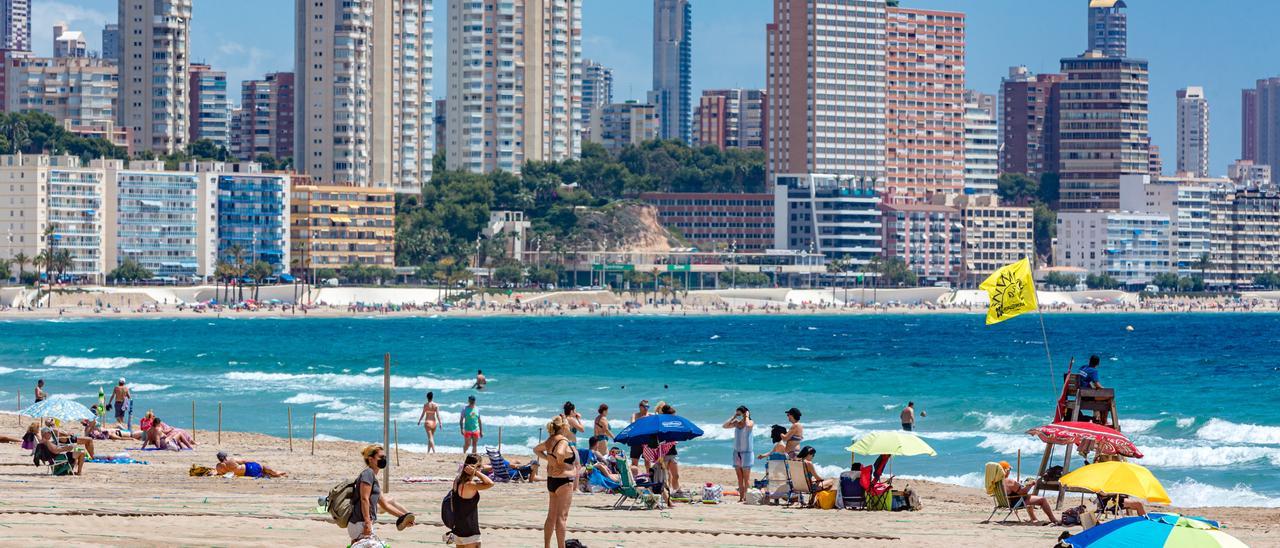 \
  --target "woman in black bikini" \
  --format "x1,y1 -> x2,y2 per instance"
447,453 -> 494,547
534,415 -> 575,548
